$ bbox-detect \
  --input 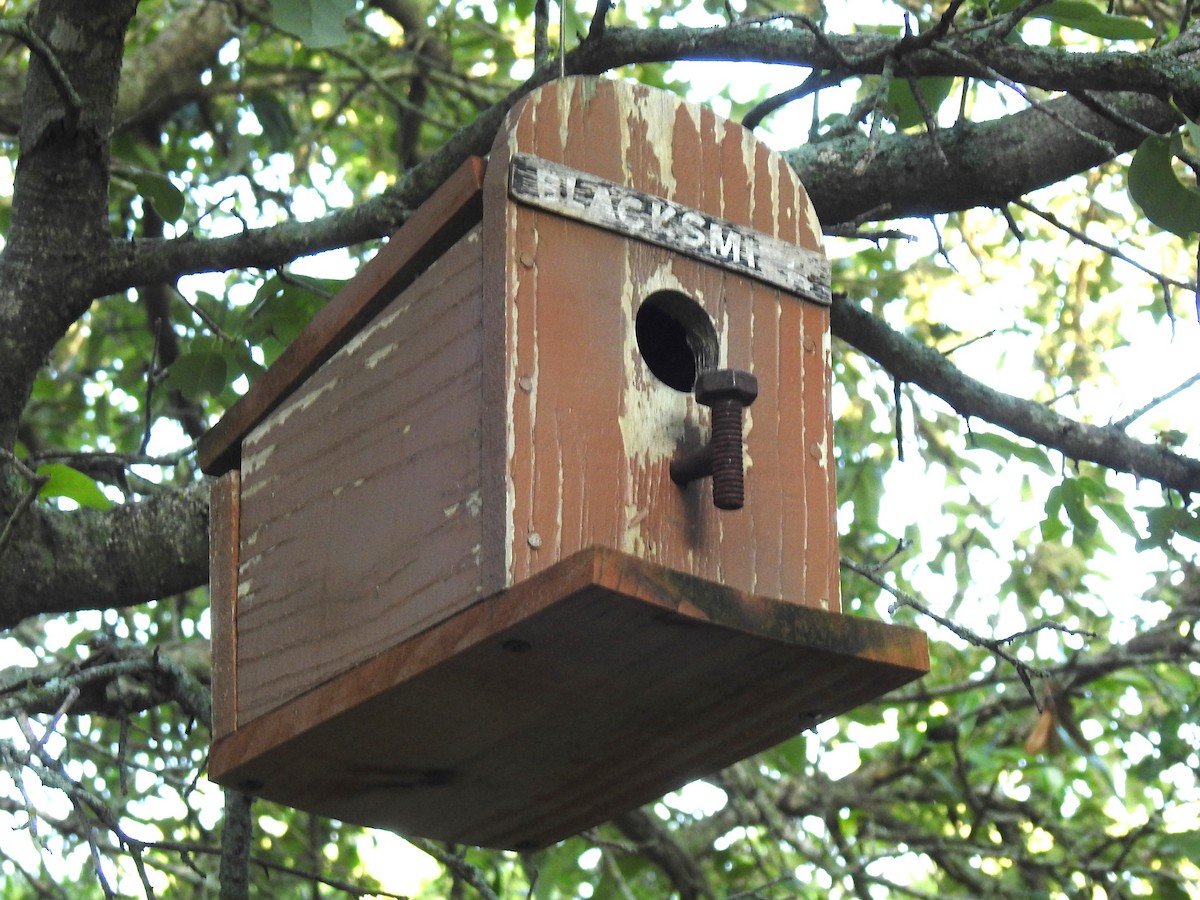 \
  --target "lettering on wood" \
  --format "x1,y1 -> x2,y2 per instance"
509,153 -> 831,306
